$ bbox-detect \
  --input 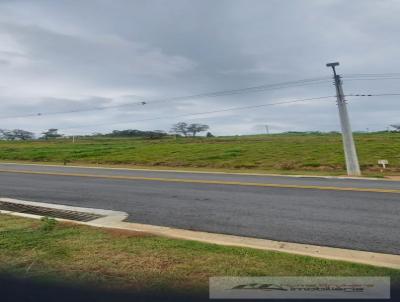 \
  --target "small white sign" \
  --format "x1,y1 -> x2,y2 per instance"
378,160 -> 389,169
